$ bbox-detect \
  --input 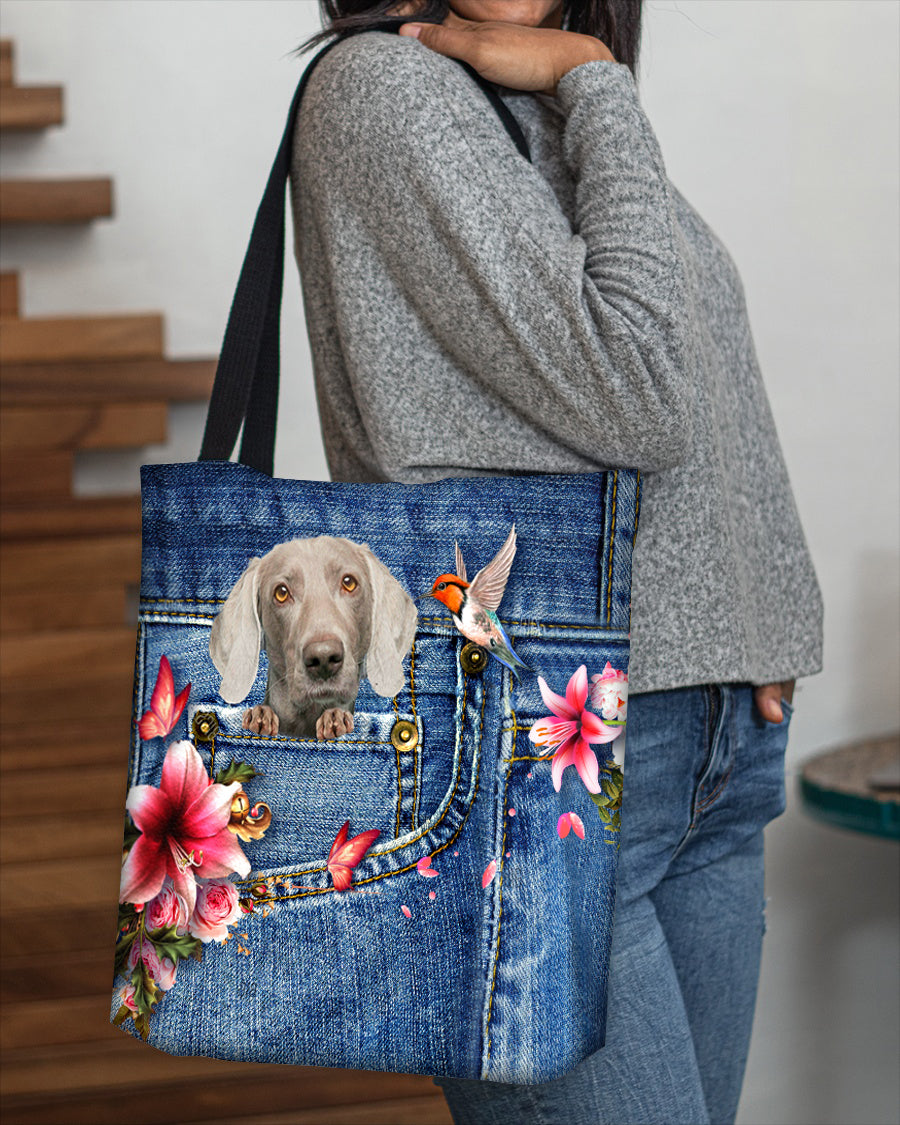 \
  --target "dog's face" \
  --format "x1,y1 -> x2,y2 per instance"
209,536 -> 418,724
255,538 -> 372,715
